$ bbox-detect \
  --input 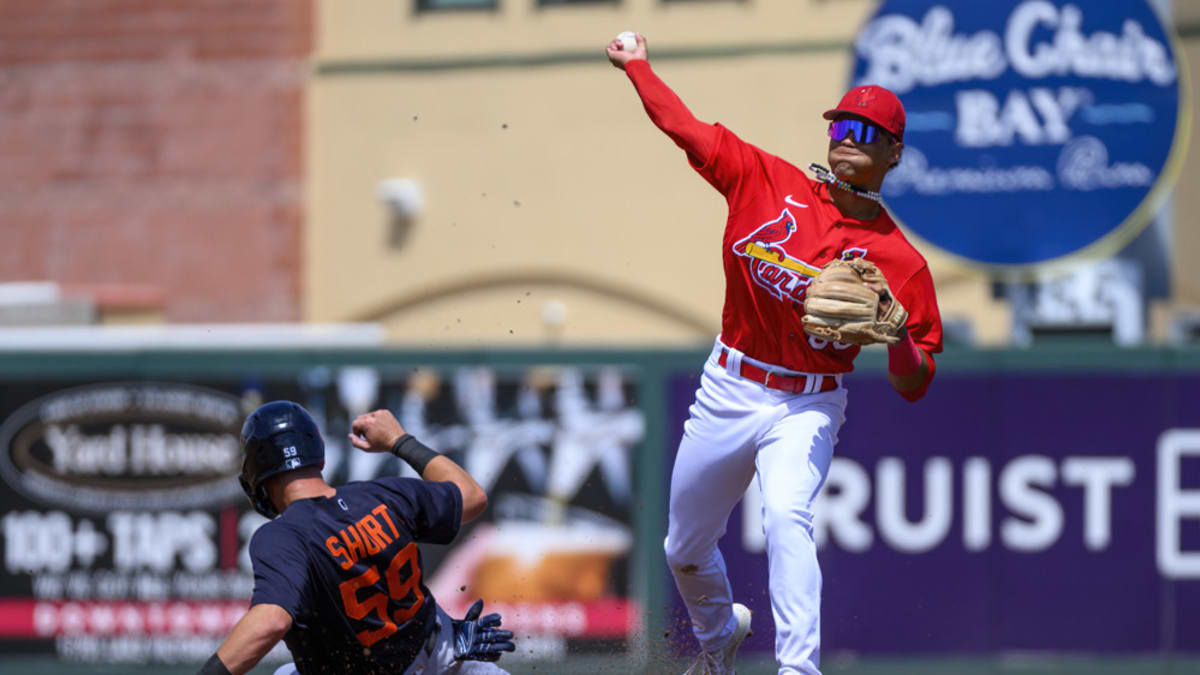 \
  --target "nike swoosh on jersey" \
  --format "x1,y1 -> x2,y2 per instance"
784,195 -> 809,208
